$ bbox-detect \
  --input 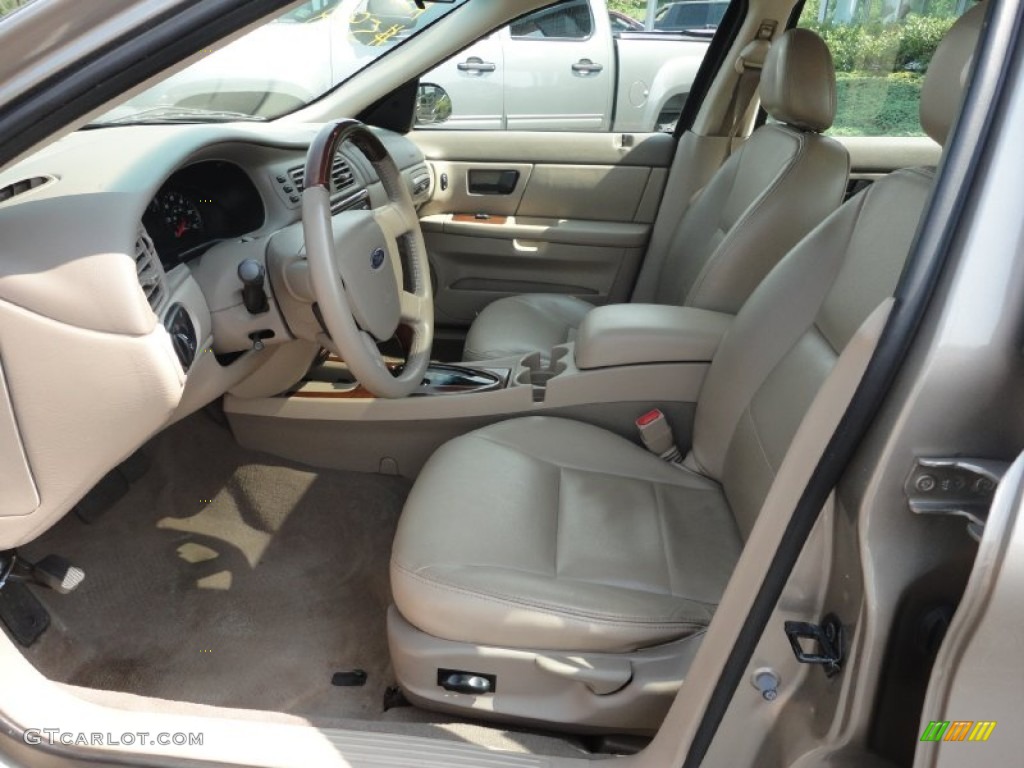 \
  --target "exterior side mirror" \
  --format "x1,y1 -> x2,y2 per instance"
415,83 -> 452,126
